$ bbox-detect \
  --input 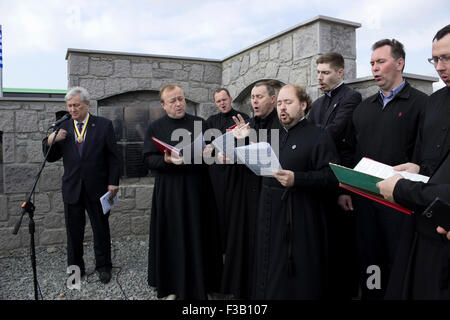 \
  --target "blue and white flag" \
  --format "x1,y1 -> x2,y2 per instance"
0,25 -> 3,69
